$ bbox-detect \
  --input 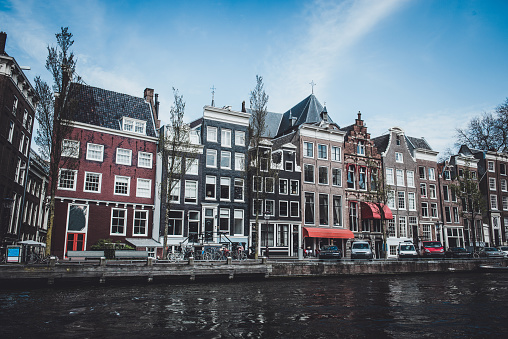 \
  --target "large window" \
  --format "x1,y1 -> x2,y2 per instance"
168,211 -> 183,236
279,201 -> 288,217
431,203 -> 438,218
408,192 -> 416,210
305,192 -> 315,224
122,117 -> 146,135
421,202 -> 428,217
304,164 -> 315,183
253,176 -> 263,192
445,207 -> 452,223
349,202 -> 358,232
219,209 -> 230,233
220,177 -> 230,200
290,180 -> 299,195
396,169 -> 404,186
114,176 -> 130,195
428,168 -> 436,180
386,168 -> 394,185
206,176 -> 216,199
501,179 -> 507,192
332,168 -> 342,186
387,190 -> 395,209
8,121 -> 14,143
235,153 -> 245,171
407,171 -> 415,187
398,191 -> 406,210
84,172 -> 101,193
58,169 -> 77,191
221,151 -> 231,169
290,201 -> 299,217
277,224 -> 289,247
136,178 -> 151,198
395,152 -> 403,163
133,210 -> 148,236
429,184 -> 437,199
265,177 -> 274,193
503,196 -> 508,210
488,161 -> 495,172
347,165 -> 355,189
453,207 -> 460,223
234,178 -> 244,201
491,195 -> 498,210
399,216 -> 407,237
86,143 -> 104,162
185,180 -> 198,203
234,210 -> 244,235
116,148 -> 132,165
207,126 -> 217,142
331,146 -> 341,161
235,131 -> 245,146
420,183 -> 427,198
359,167 -> 366,190
279,179 -> 288,194
357,141 -> 365,155
186,158 -> 199,175
111,208 -> 127,235
388,219 -> 395,237
169,180 -> 180,203
489,177 -> 496,190
138,152 -> 153,168
319,194 -> 329,225
419,166 -> 426,179
304,142 -> 313,158
62,139 -> 80,158
206,149 -> 217,167
318,166 -> 328,185
265,200 -> 275,216
333,195 -> 342,226
443,185 -> 449,201
221,129 -> 231,147
318,144 -> 327,159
